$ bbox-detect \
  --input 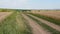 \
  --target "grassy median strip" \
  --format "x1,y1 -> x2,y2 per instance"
29,13 -> 60,26
17,12 -> 32,34
21,16 -> 32,34
0,12 -> 31,34
26,14 -> 60,34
